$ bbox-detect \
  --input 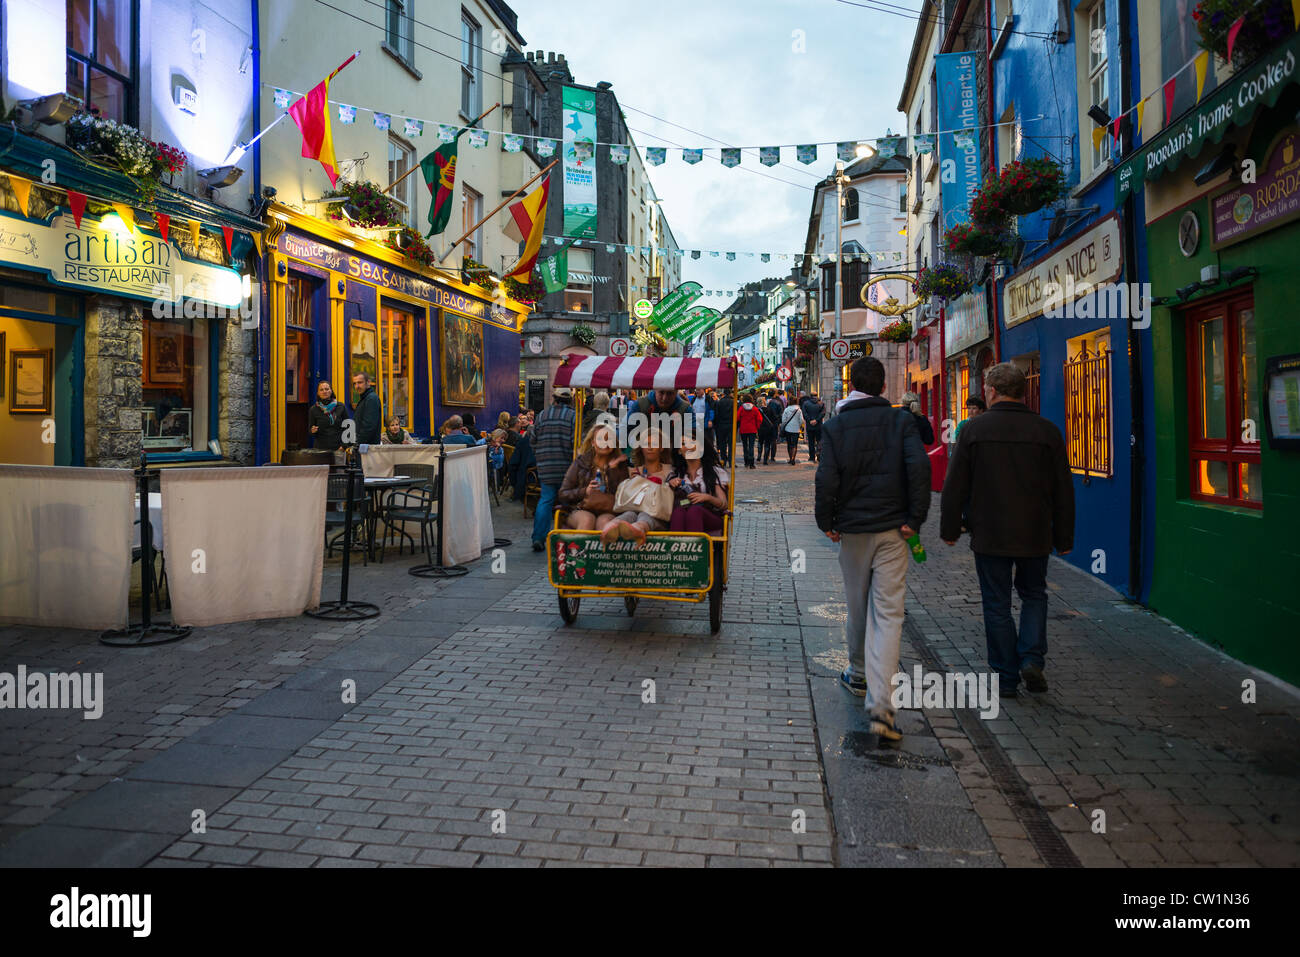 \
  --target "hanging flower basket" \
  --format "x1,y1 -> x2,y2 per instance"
323,180 -> 405,228
755,370 -> 777,385
461,257 -> 496,291
969,157 -> 1066,223
912,263 -> 974,301
944,221 -> 1013,258
570,322 -> 597,346
1194,0 -> 1294,69
503,274 -> 546,304
383,227 -> 437,268
879,319 -> 913,343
